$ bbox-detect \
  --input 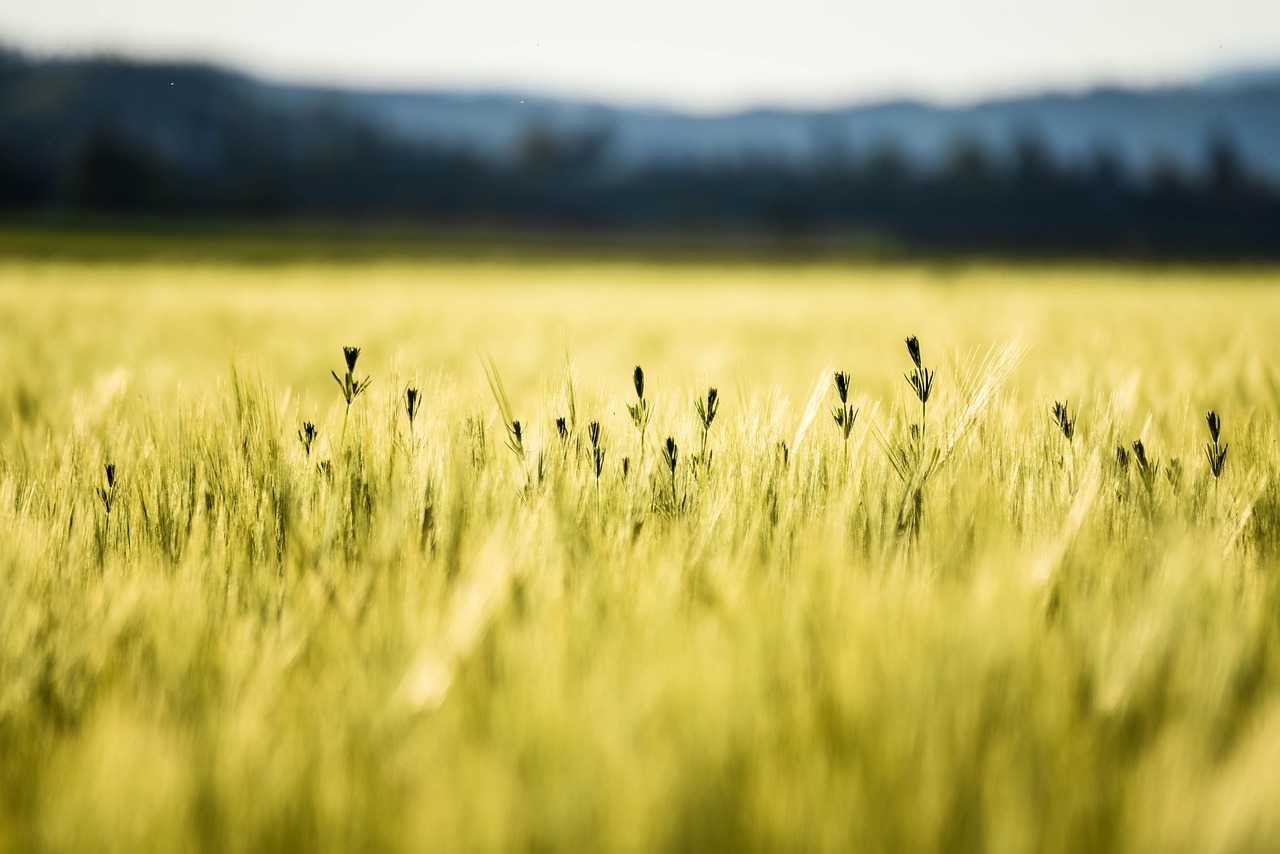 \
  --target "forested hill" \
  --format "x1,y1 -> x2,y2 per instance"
2,52 -> 1278,255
